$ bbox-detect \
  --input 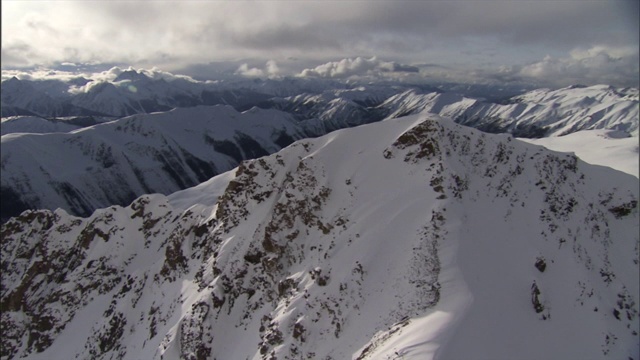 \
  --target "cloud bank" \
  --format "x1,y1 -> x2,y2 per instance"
1,1 -> 638,88
517,46 -> 639,87
297,57 -> 419,79
235,60 -> 282,78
